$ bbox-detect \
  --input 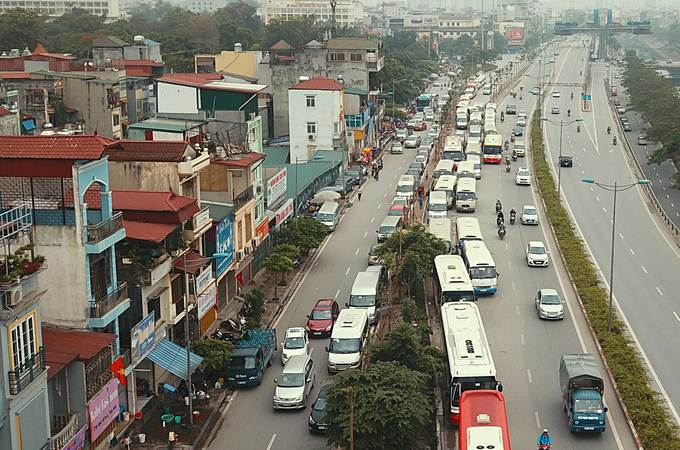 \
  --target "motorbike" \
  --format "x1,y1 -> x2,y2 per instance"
577,124 -> 581,133
506,163 -> 512,173
538,446 -> 552,450
495,201 -> 502,213
511,135 -> 515,142
501,114 -> 505,122
498,225 -> 507,240
607,126 -> 611,135
571,93 -> 574,99
613,136 -> 617,145
567,109 -> 571,117
519,94 -> 523,100
225,315 -> 247,333
211,329 -> 239,345
512,153 -> 517,162
510,211 -> 516,225
378,160 -> 384,170
580,70 -> 582,75
504,142 -> 509,151
520,85 -> 524,91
